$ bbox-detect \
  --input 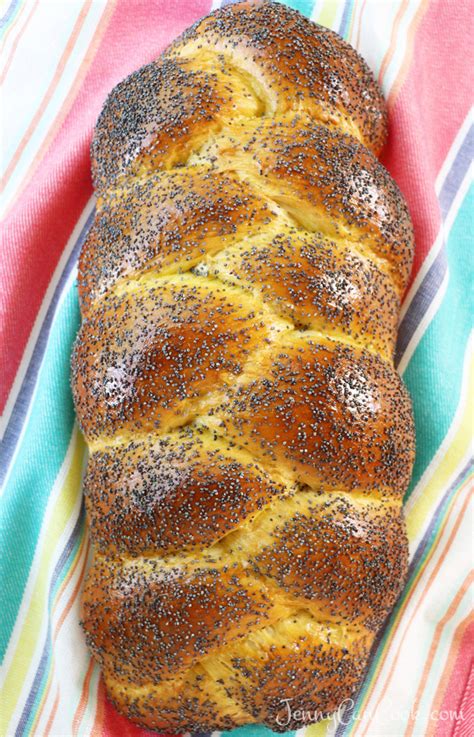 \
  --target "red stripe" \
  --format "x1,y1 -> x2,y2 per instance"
403,573 -> 473,737
357,485 -> 471,737
381,0 -> 472,293
433,621 -> 474,737
428,617 -> 473,736
1,0 -> 212,411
